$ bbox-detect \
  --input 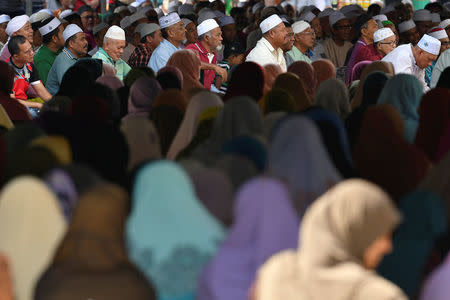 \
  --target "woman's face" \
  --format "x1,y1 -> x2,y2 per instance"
362,232 -> 393,269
